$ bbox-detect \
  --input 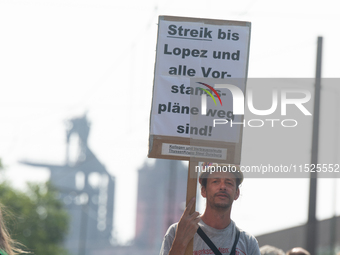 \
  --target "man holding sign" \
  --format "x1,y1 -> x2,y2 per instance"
159,164 -> 260,255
